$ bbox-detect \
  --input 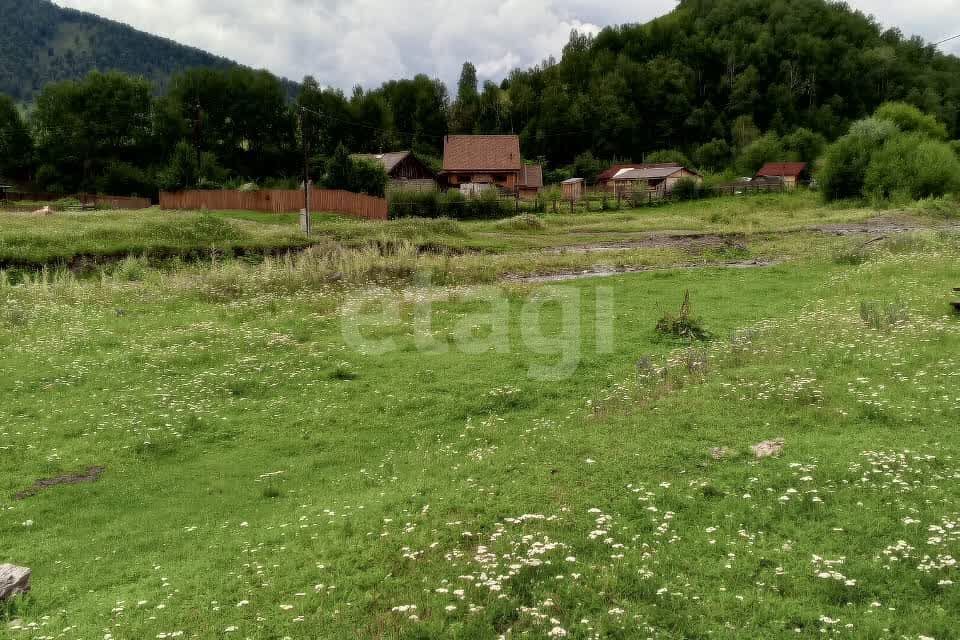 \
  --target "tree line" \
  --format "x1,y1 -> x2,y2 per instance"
2,0 -> 960,197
